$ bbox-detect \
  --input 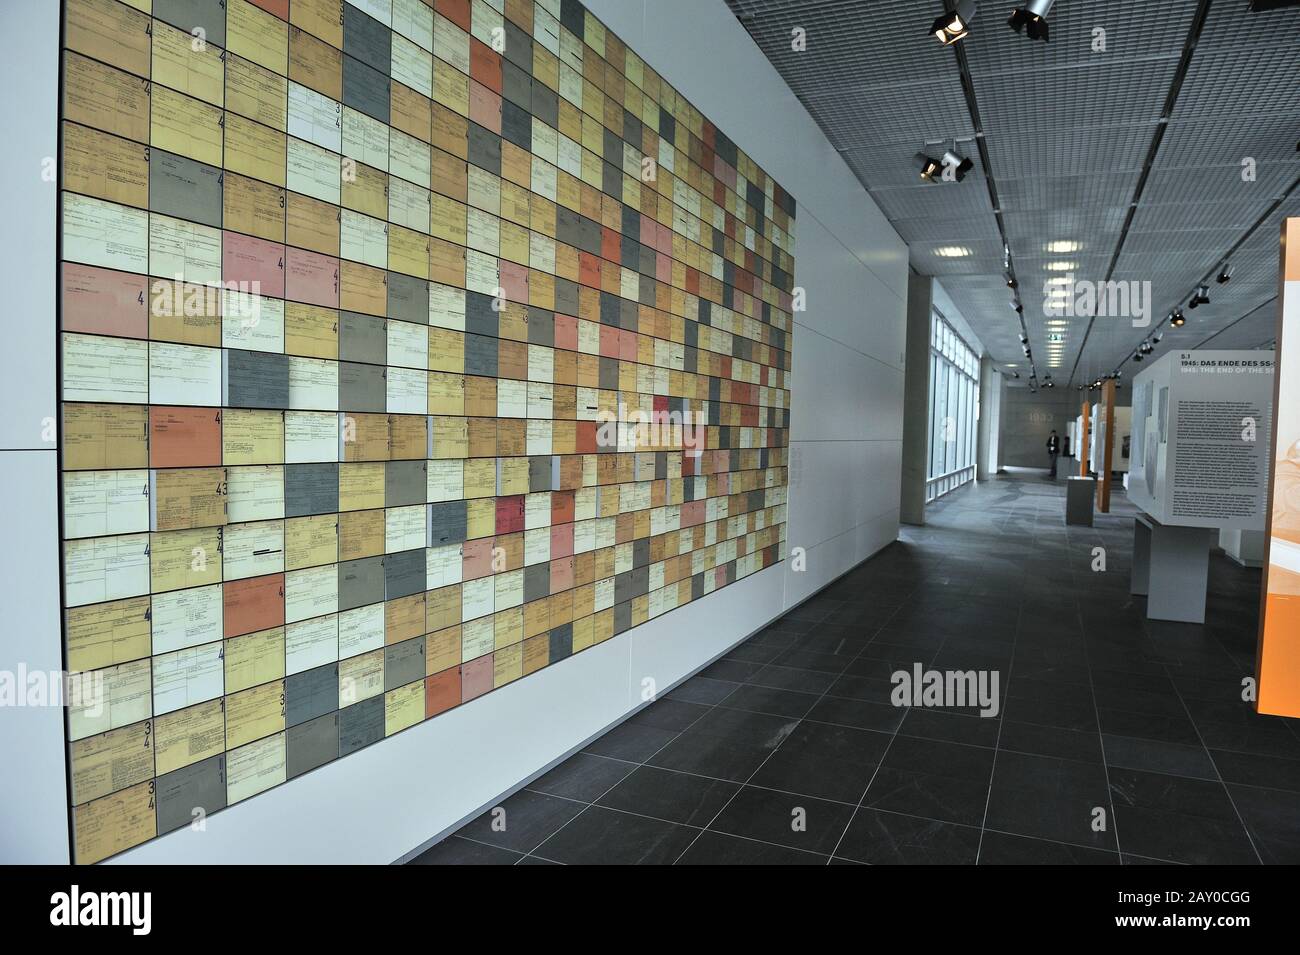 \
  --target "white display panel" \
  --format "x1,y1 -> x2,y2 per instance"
1128,350 -> 1276,530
